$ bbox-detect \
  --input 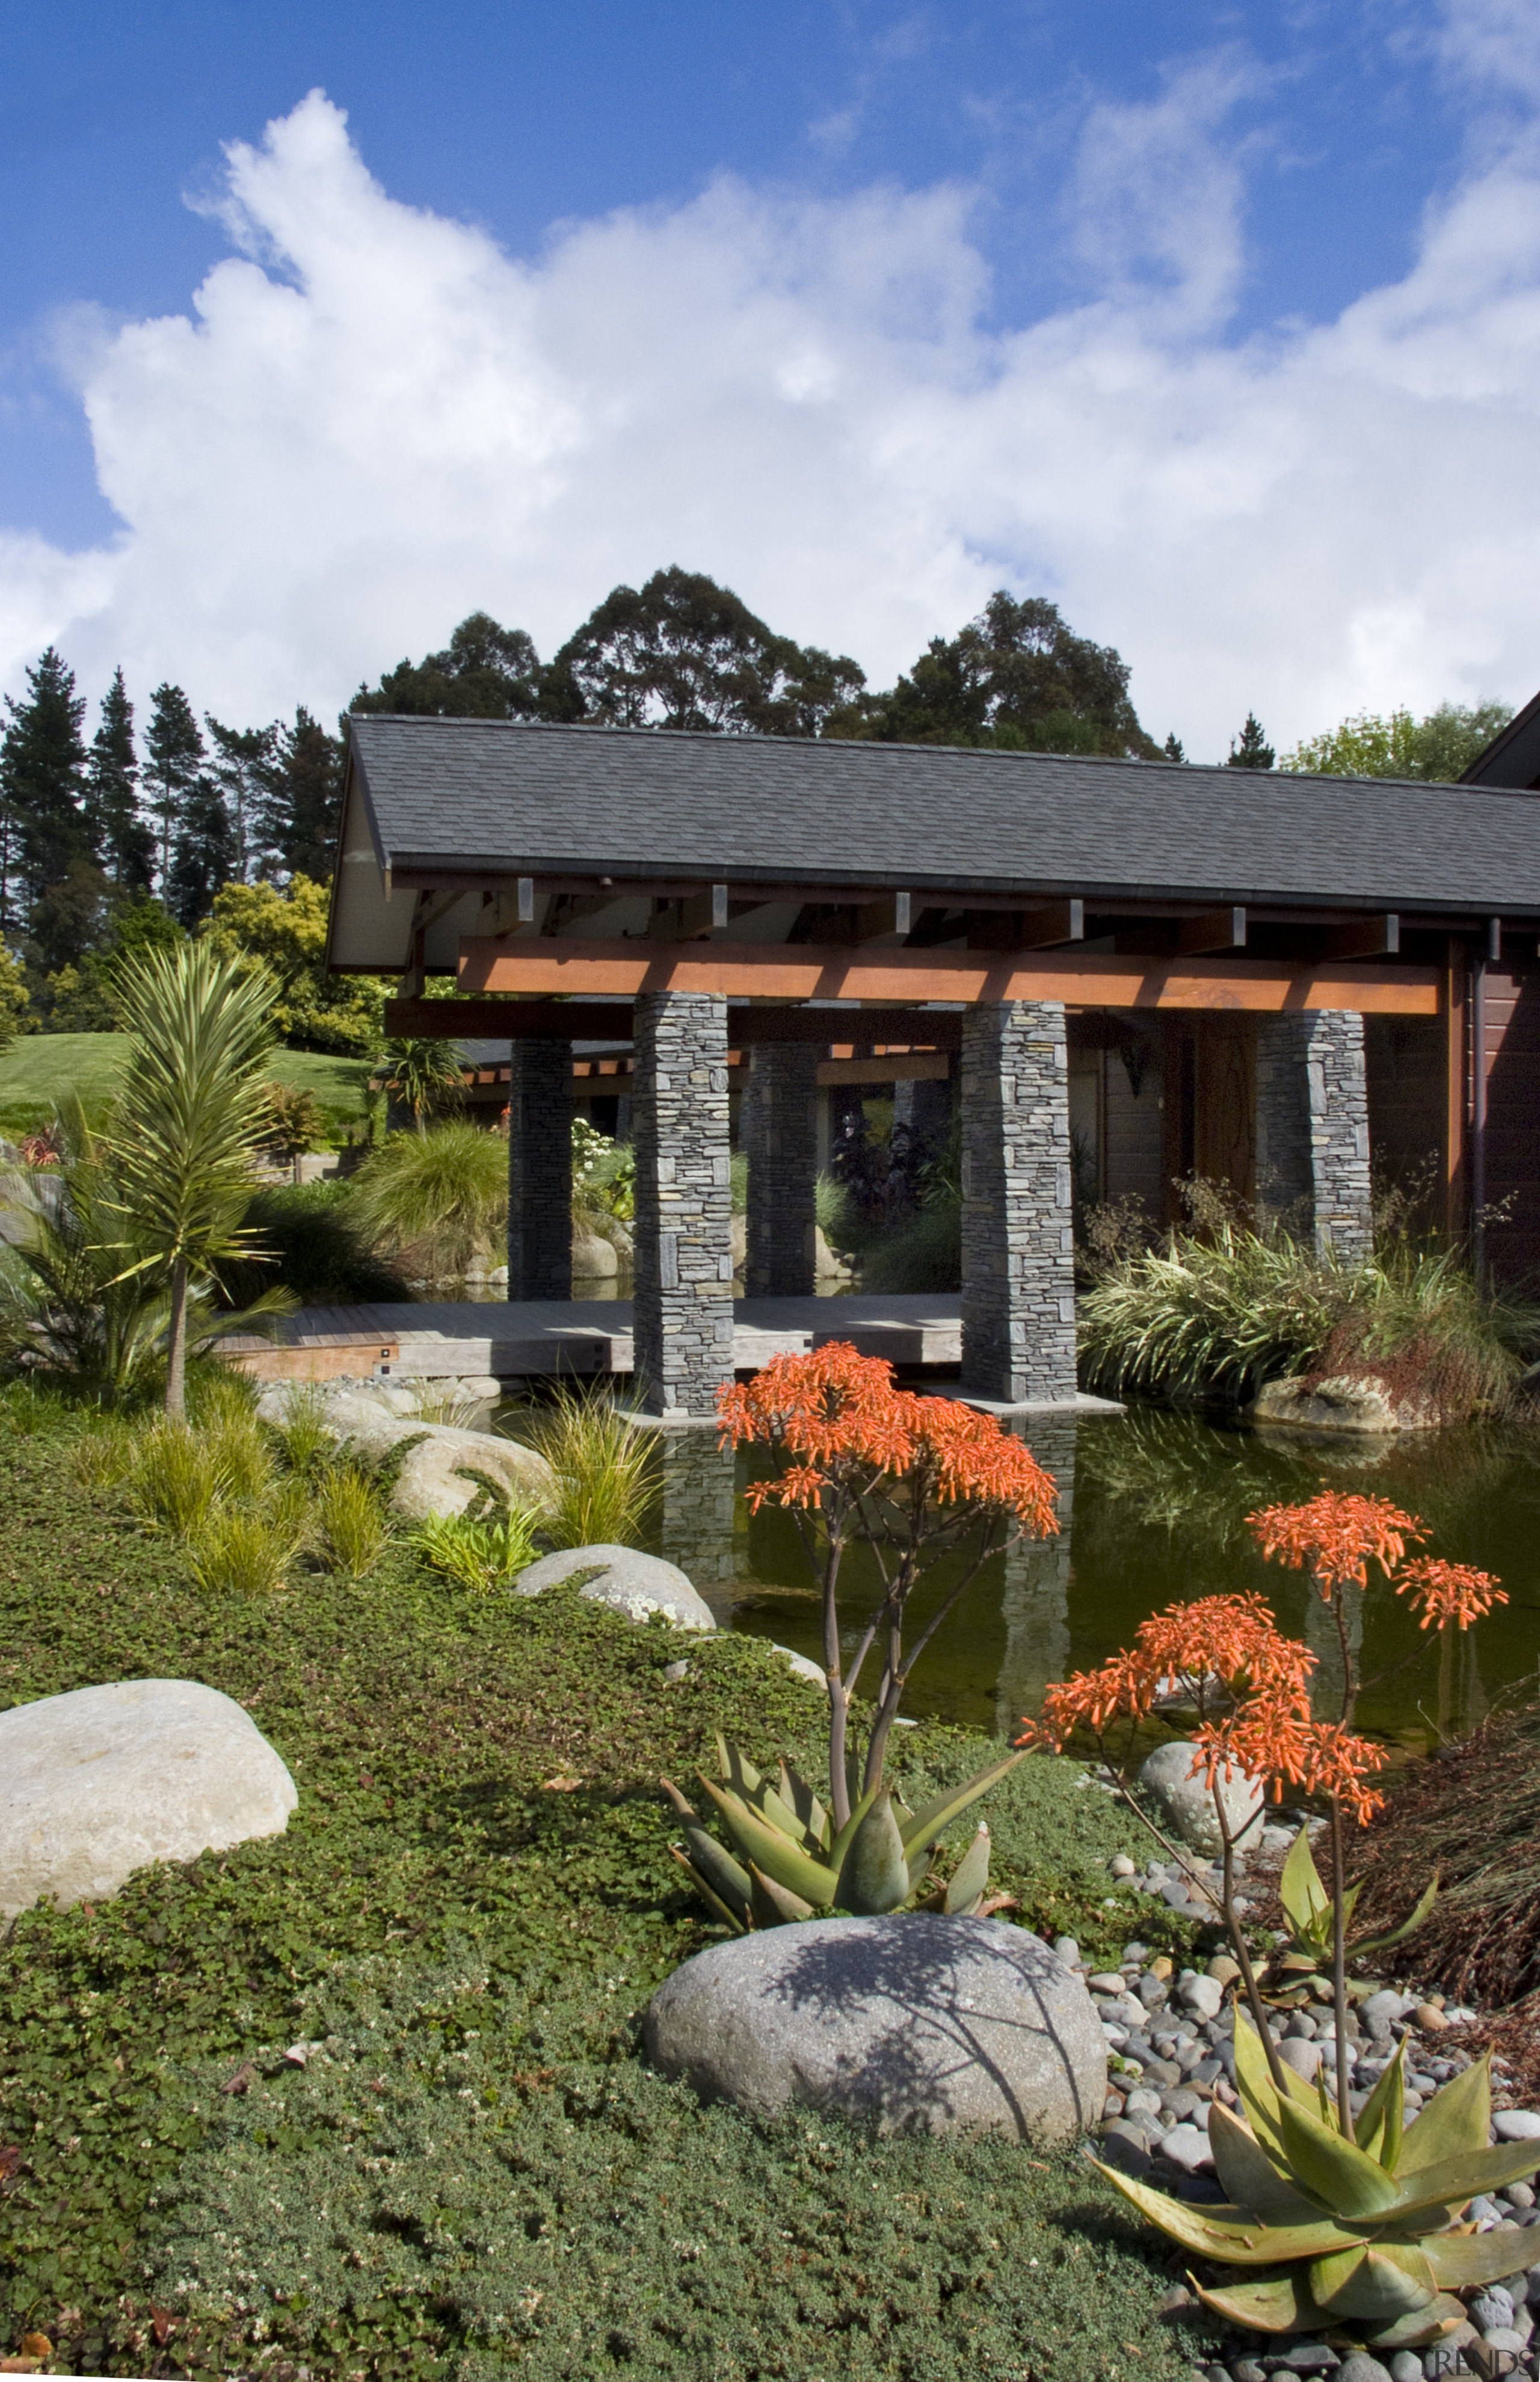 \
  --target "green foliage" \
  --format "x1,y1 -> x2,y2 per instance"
1269,1824 -> 1437,2001
1226,712 -> 1275,770
108,937 -> 288,1413
571,1115 -> 635,1237
517,1387 -> 660,1549
263,1378 -> 336,1479
348,1119 -> 507,1279
122,1417 -> 233,1534
222,1180 -> 412,1307
830,590 -> 1157,759
861,1192 -> 961,1292
375,1033 -> 468,1130
411,1507 -> 543,1592
814,1167 -> 857,1252
311,1463 -> 392,1578
185,1493 -> 306,1599
260,1079 -> 326,1175
0,942 -> 30,1050
1078,1217 -> 1346,1404
1100,2010 -> 1540,2347
200,875 -> 386,1055
1282,700 -> 1514,782
1,645 -> 91,927
350,609 -> 544,720
670,1738 -> 1021,1930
